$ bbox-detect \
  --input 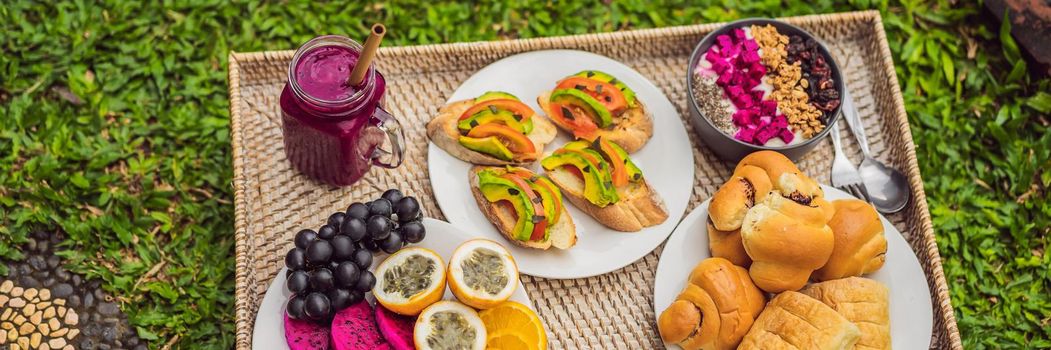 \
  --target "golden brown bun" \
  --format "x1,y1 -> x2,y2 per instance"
427,99 -> 557,165
741,194 -> 834,293
658,258 -> 765,350
800,278 -> 891,350
544,166 -> 667,232
813,200 -> 888,281
468,166 -> 576,250
536,90 -> 653,153
739,291 -> 861,350
707,220 -> 751,267
707,165 -> 773,231
735,151 -> 823,199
